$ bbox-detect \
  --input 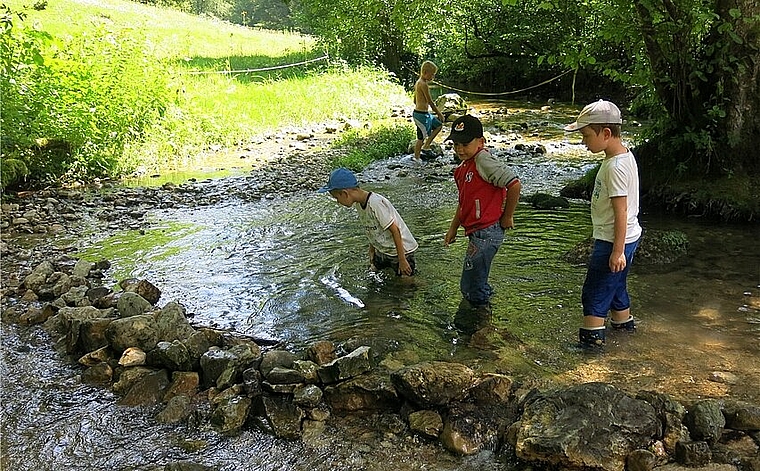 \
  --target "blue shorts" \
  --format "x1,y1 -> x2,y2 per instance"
581,238 -> 640,318
413,110 -> 442,141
